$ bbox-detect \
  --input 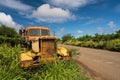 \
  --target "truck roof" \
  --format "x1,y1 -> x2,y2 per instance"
27,26 -> 49,30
